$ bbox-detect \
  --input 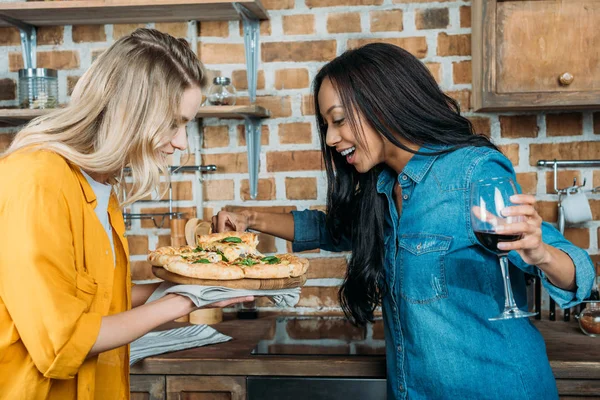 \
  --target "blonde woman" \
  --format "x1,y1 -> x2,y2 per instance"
0,28 -> 252,399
